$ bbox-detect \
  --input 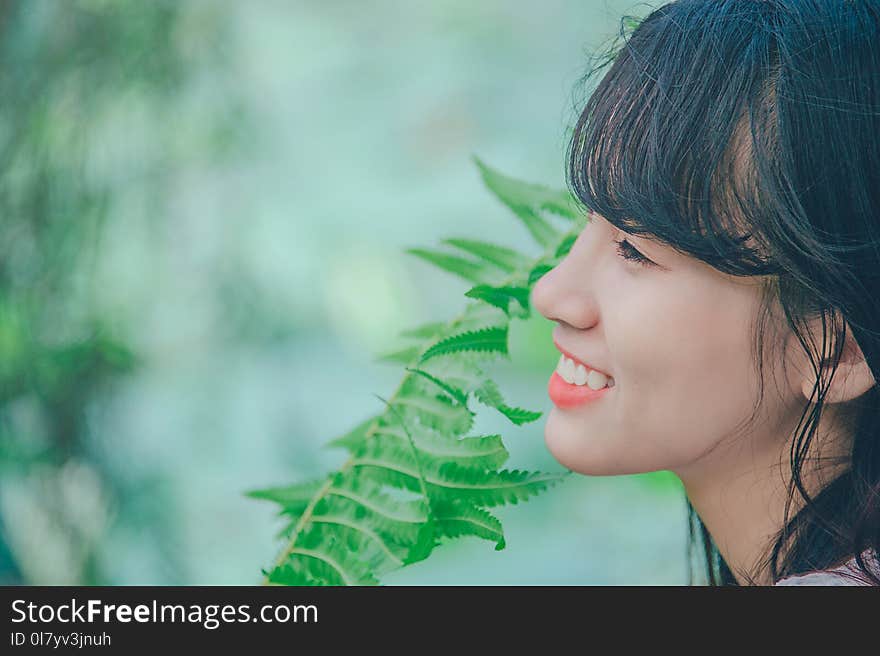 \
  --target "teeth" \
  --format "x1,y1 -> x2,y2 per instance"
586,369 -> 608,390
555,355 -> 614,389
562,356 -> 576,382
